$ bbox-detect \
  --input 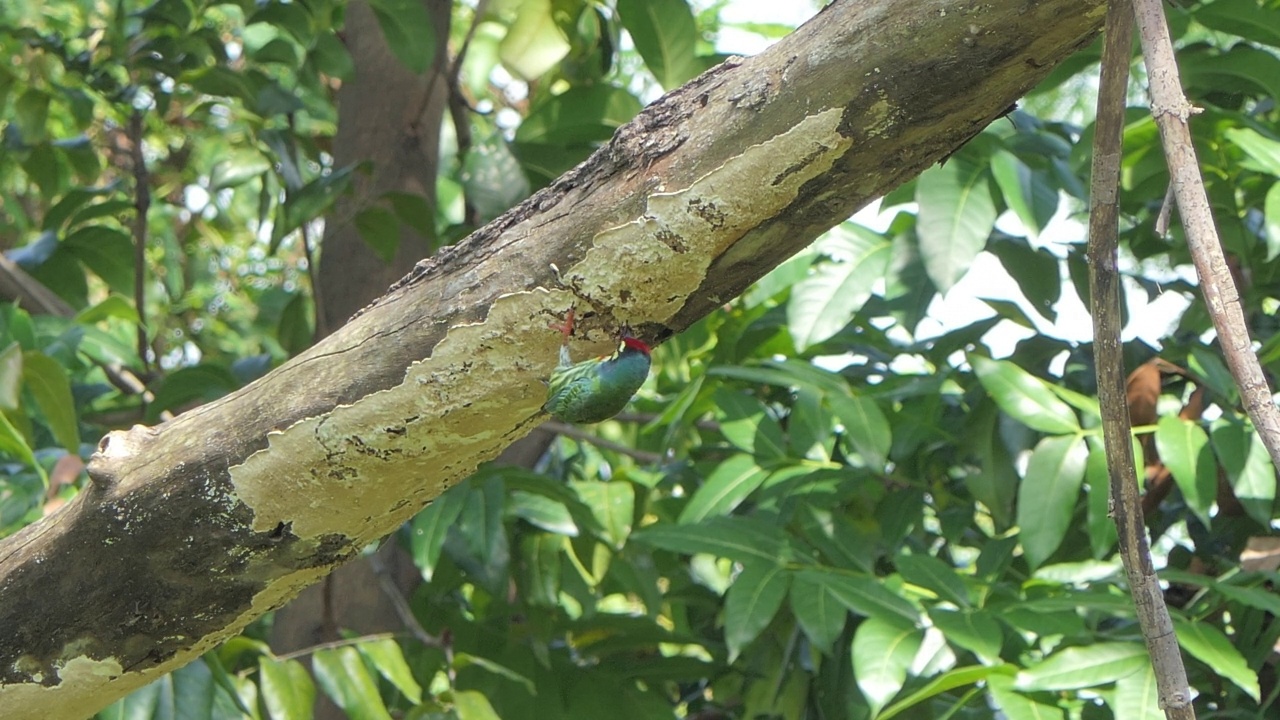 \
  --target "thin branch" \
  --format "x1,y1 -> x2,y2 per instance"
543,420 -> 665,464
301,219 -> 325,341
1130,0 -> 1280,471
1089,1 -> 1195,717
367,551 -> 442,649
288,113 -> 327,342
446,0 -> 485,227
128,110 -> 150,376
271,632 -> 408,662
